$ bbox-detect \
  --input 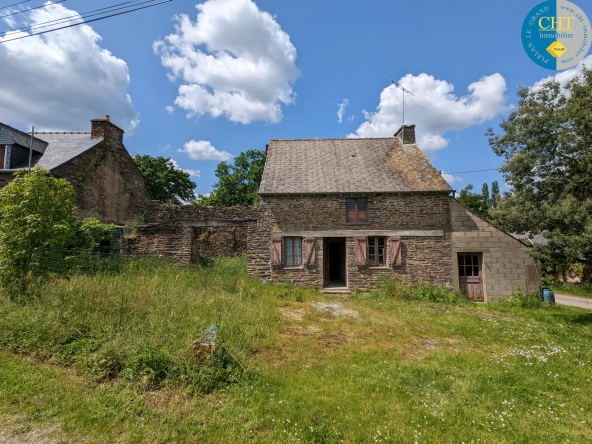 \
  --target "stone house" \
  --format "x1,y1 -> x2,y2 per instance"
0,116 -> 150,228
248,125 -> 540,301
